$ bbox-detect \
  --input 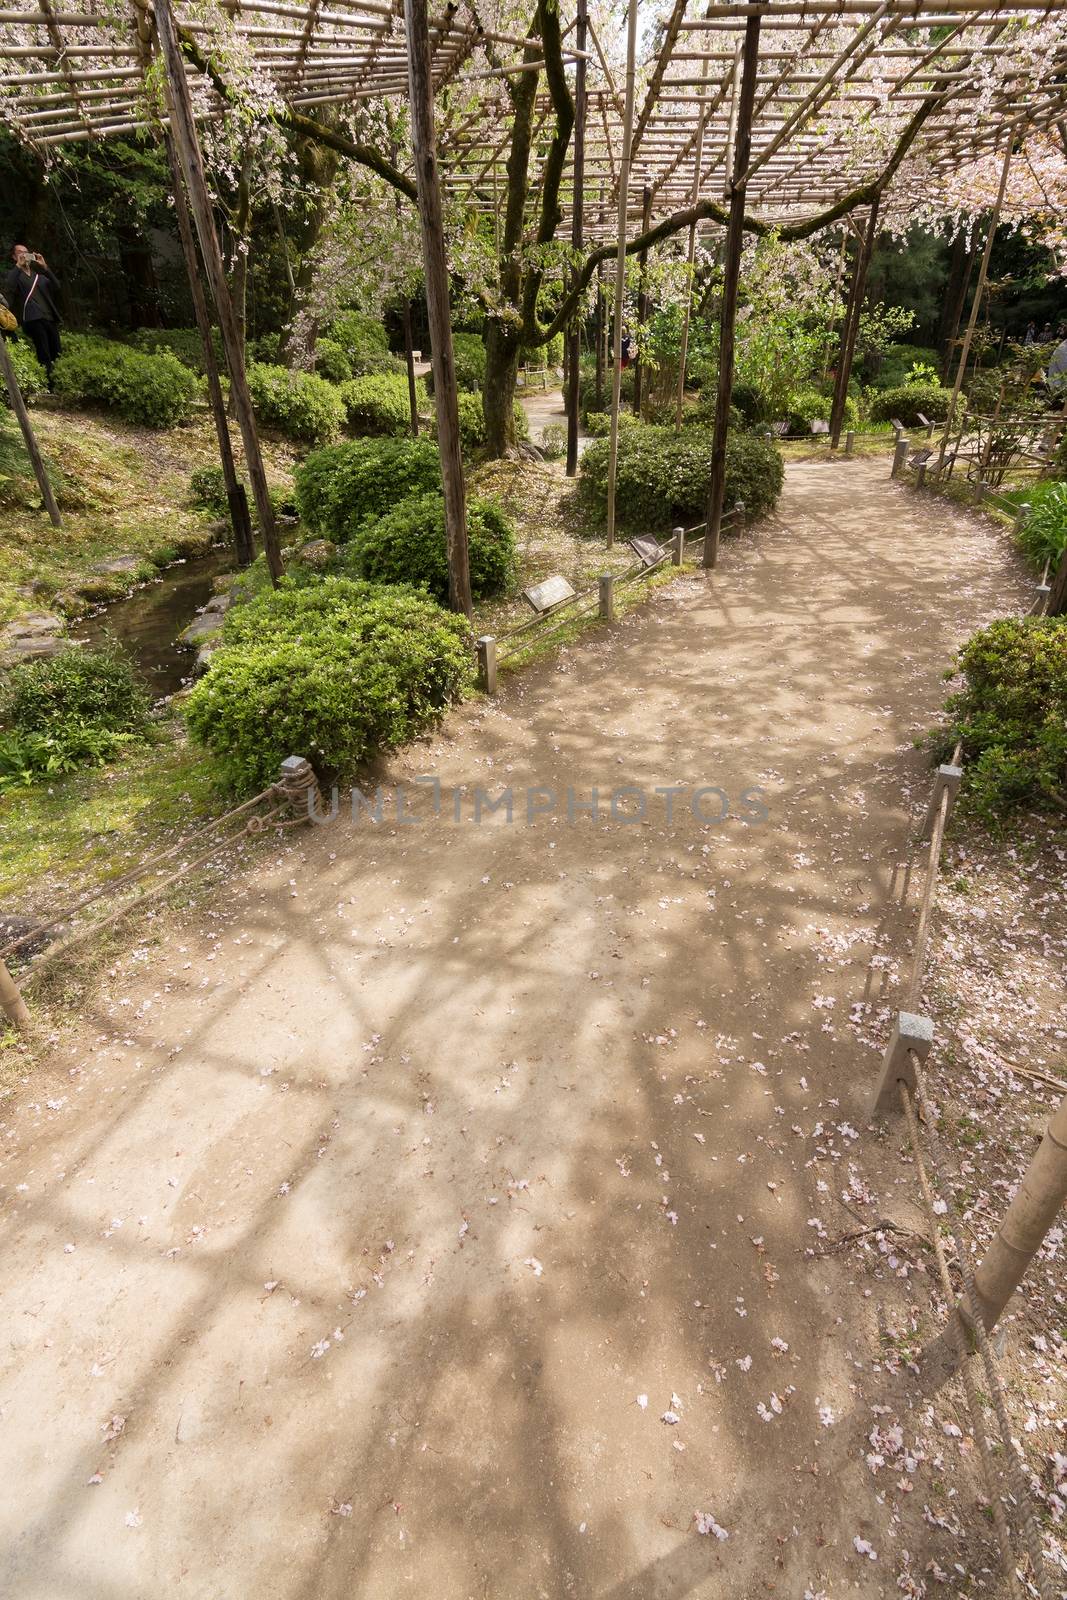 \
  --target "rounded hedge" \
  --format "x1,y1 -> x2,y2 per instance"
426,331 -> 486,395
327,310 -> 390,361
3,337 -> 47,402
315,338 -> 353,384
346,491 -> 516,601
340,372 -> 416,435
869,384 -> 955,426
939,616 -> 1067,821
53,334 -> 196,427
130,326 -> 221,375
578,424 -> 784,529
294,435 -> 442,538
185,577 -> 473,793
247,362 -> 346,444
783,387 -> 857,434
